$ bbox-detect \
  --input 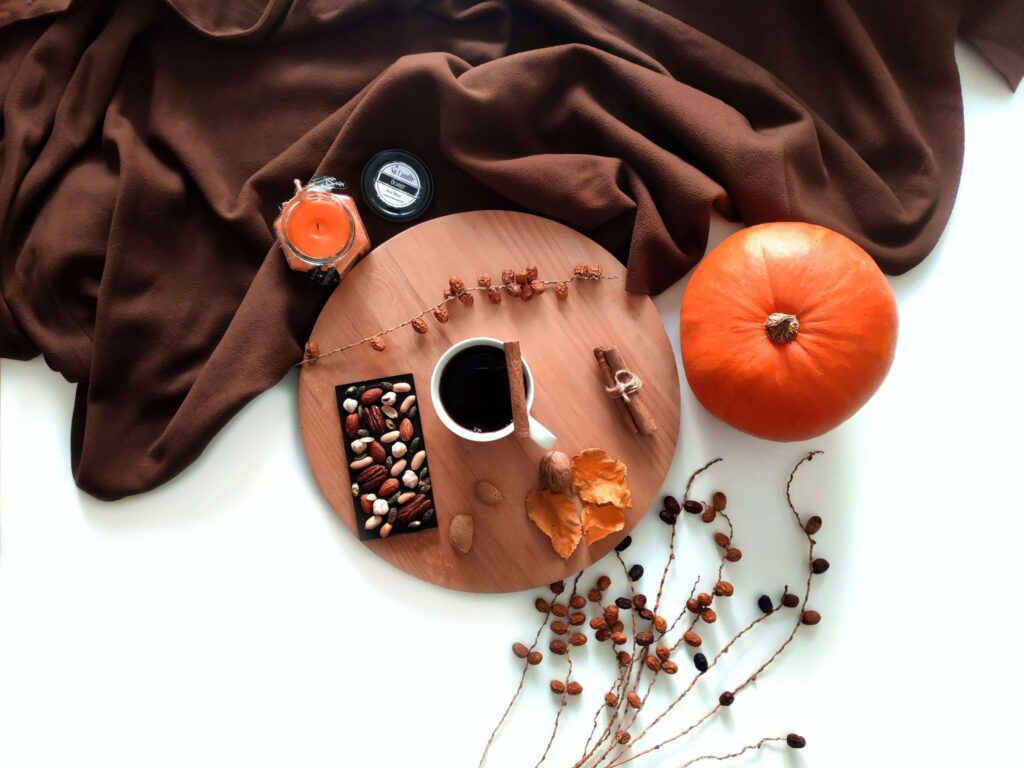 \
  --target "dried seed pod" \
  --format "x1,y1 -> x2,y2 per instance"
604,605 -> 619,624
303,341 -> 320,363
725,547 -> 743,562
686,598 -> 700,614
714,532 -> 731,548
590,617 -> 608,631
529,279 -> 546,295
433,306 -> 450,323
551,603 -> 568,618
501,268 -> 515,284
758,595 -> 774,614
611,632 -> 628,645
719,691 -> 735,706
633,594 -> 647,610
658,509 -> 678,526
504,282 -> 522,298
566,681 -> 583,696
550,679 -> 565,694
448,275 -> 465,294
713,580 -> 734,597
701,608 -> 717,624
550,580 -> 565,594
610,621 -> 624,634
627,564 -> 644,581
683,631 -> 702,647
550,639 -> 568,655
535,597 -> 550,613
787,734 -> 807,749
697,592 -> 713,608
551,621 -> 568,636
590,263 -> 603,278
411,318 -> 428,334
555,282 -> 569,299
604,692 -> 617,706
595,629 -> 612,642
655,645 -> 671,661
812,558 -> 831,574
711,491 -> 727,511
645,655 -> 661,672
458,291 -> 474,306
616,650 -> 631,666
596,575 -> 612,590
569,633 -> 587,647
693,653 -> 709,672
370,335 -> 386,351
569,594 -> 586,610
573,263 -> 591,278
616,731 -> 630,745
527,651 -> 542,665
804,515 -> 823,535
701,508 -> 717,523
615,597 -> 632,610
588,589 -> 603,603
520,283 -> 534,301
477,274 -> 492,287
781,593 -> 800,608
514,269 -> 529,285
526,264 -> 539,281
487,286 -> 502,303
512,642 -> 529,658
568,612 -> 585,626
627,692 -> 642,709
653,615 -> 668,633
802,610 -> 822,626
682,500 -> 703,514
615,536 -> 632,552
635,631 -> 654,646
